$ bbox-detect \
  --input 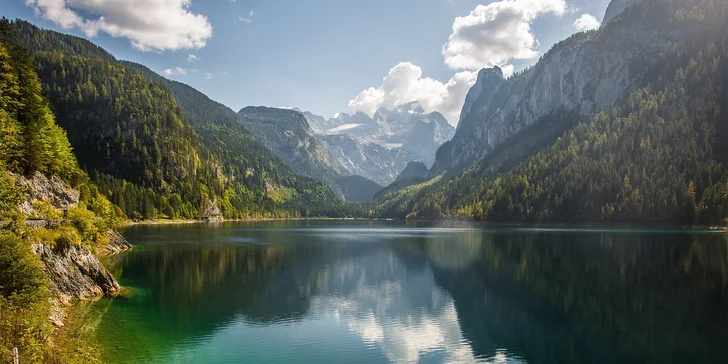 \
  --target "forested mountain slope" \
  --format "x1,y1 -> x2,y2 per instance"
117,61 -> 346,200
238,106 -> 344,196
375,0 -> 728,225
9,19 -> 341,219
1,32 -> 126,360
430,0 -> 722,176
336,175 -> 383,203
